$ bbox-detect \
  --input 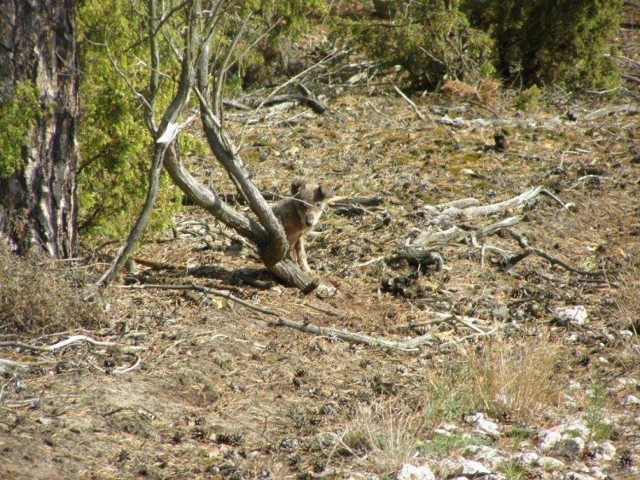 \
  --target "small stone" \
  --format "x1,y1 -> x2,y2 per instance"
555,306 -> 588,326
440,422 -> 458,432
539,421 -> 589,452
433,422 -> 458,436
589,441 -> 616,461
623,394 -> 640,405
455,458 -> 492,476
563,436 -> 586,458
516,452 -> 539,466
539,430 -> 563,451
397,463 -> 435,480
540,424 -> 587,458
465,445 -> 500,459
463,412 -> 500,437
568,380 -> 582,390
539,456 -> 566,470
